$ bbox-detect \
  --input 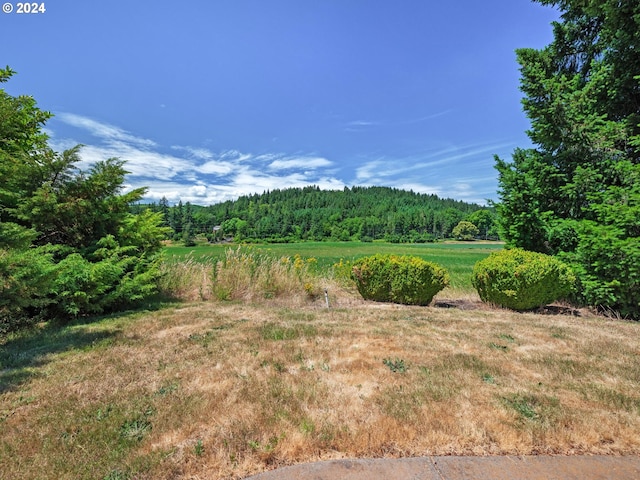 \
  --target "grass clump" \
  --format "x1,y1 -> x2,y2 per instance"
383,357 -> 407,373
351,254 -> 449,305
158,247 -> 329,305
472,248 -> 576,311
